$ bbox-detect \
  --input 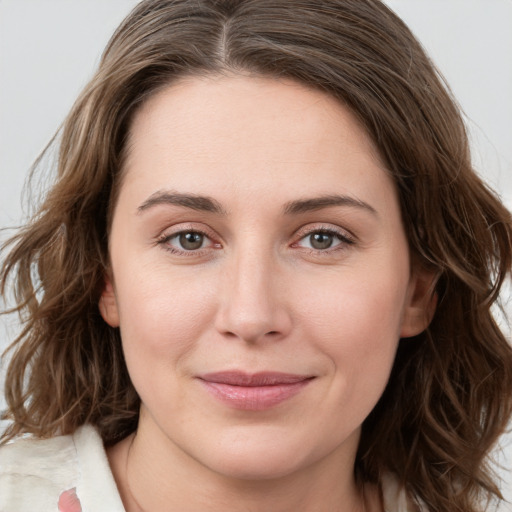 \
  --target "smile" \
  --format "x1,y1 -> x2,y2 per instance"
198,371 -> 314,411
